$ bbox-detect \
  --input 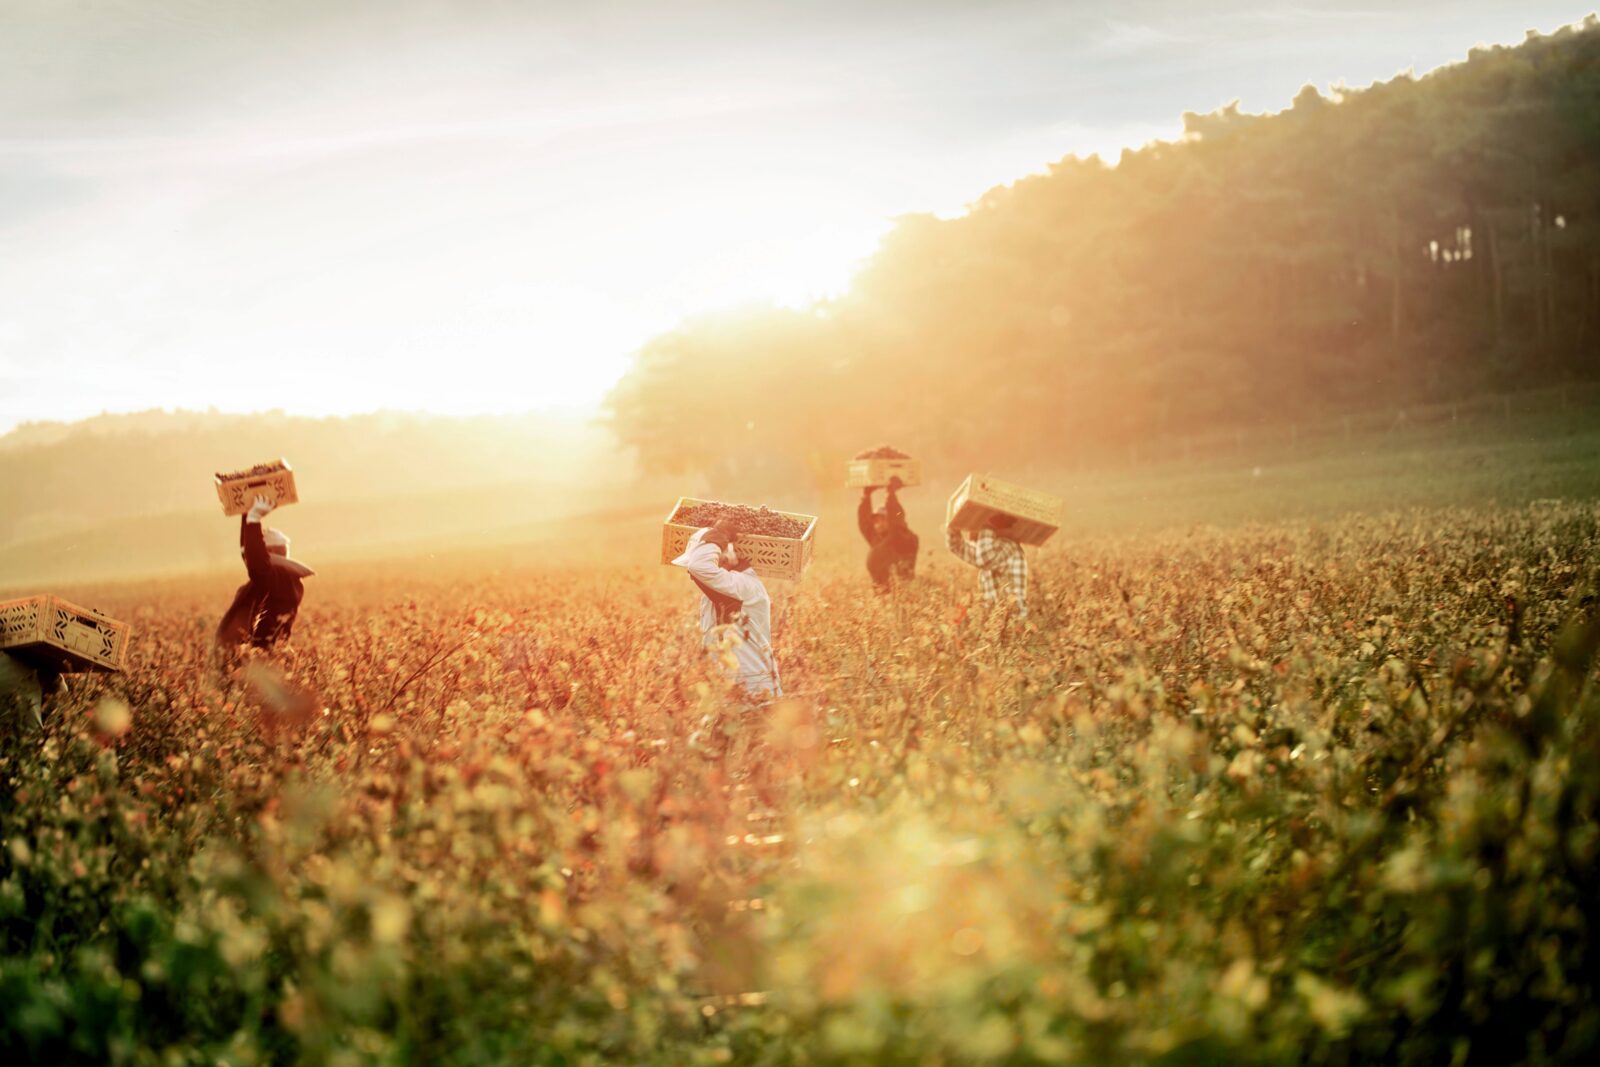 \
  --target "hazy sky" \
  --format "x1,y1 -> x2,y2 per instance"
0,1 -> 1590,432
